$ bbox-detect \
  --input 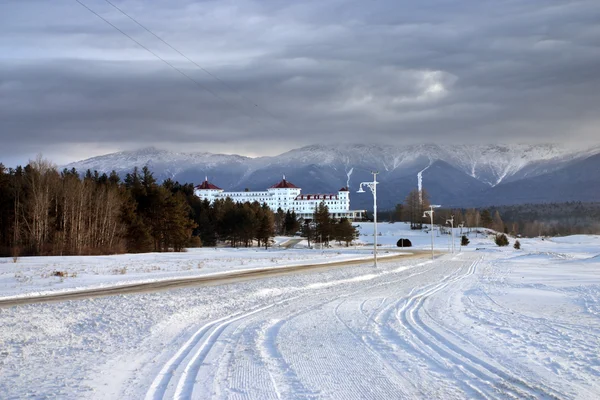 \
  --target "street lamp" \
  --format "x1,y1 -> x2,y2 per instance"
357,171 -> 379,267
423,205 -> 440,260
446,215 -> 455,254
